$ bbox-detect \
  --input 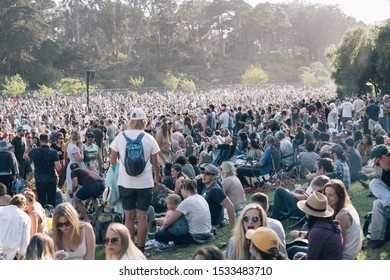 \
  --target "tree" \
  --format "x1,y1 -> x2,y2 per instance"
38,84 -> 55,97
2,74 -> 27,95
180,79 -> 196,92
55,77 -> 85,94
162,72 -> 180,91
129,76 -> 145,88
241,65 -> 268,85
